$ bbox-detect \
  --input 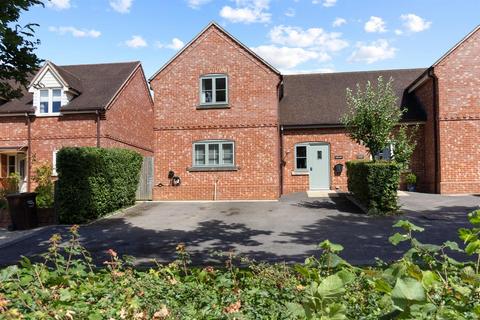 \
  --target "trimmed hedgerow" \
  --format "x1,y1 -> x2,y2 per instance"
346,160 -> 401,215
56,147 -> 142,224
